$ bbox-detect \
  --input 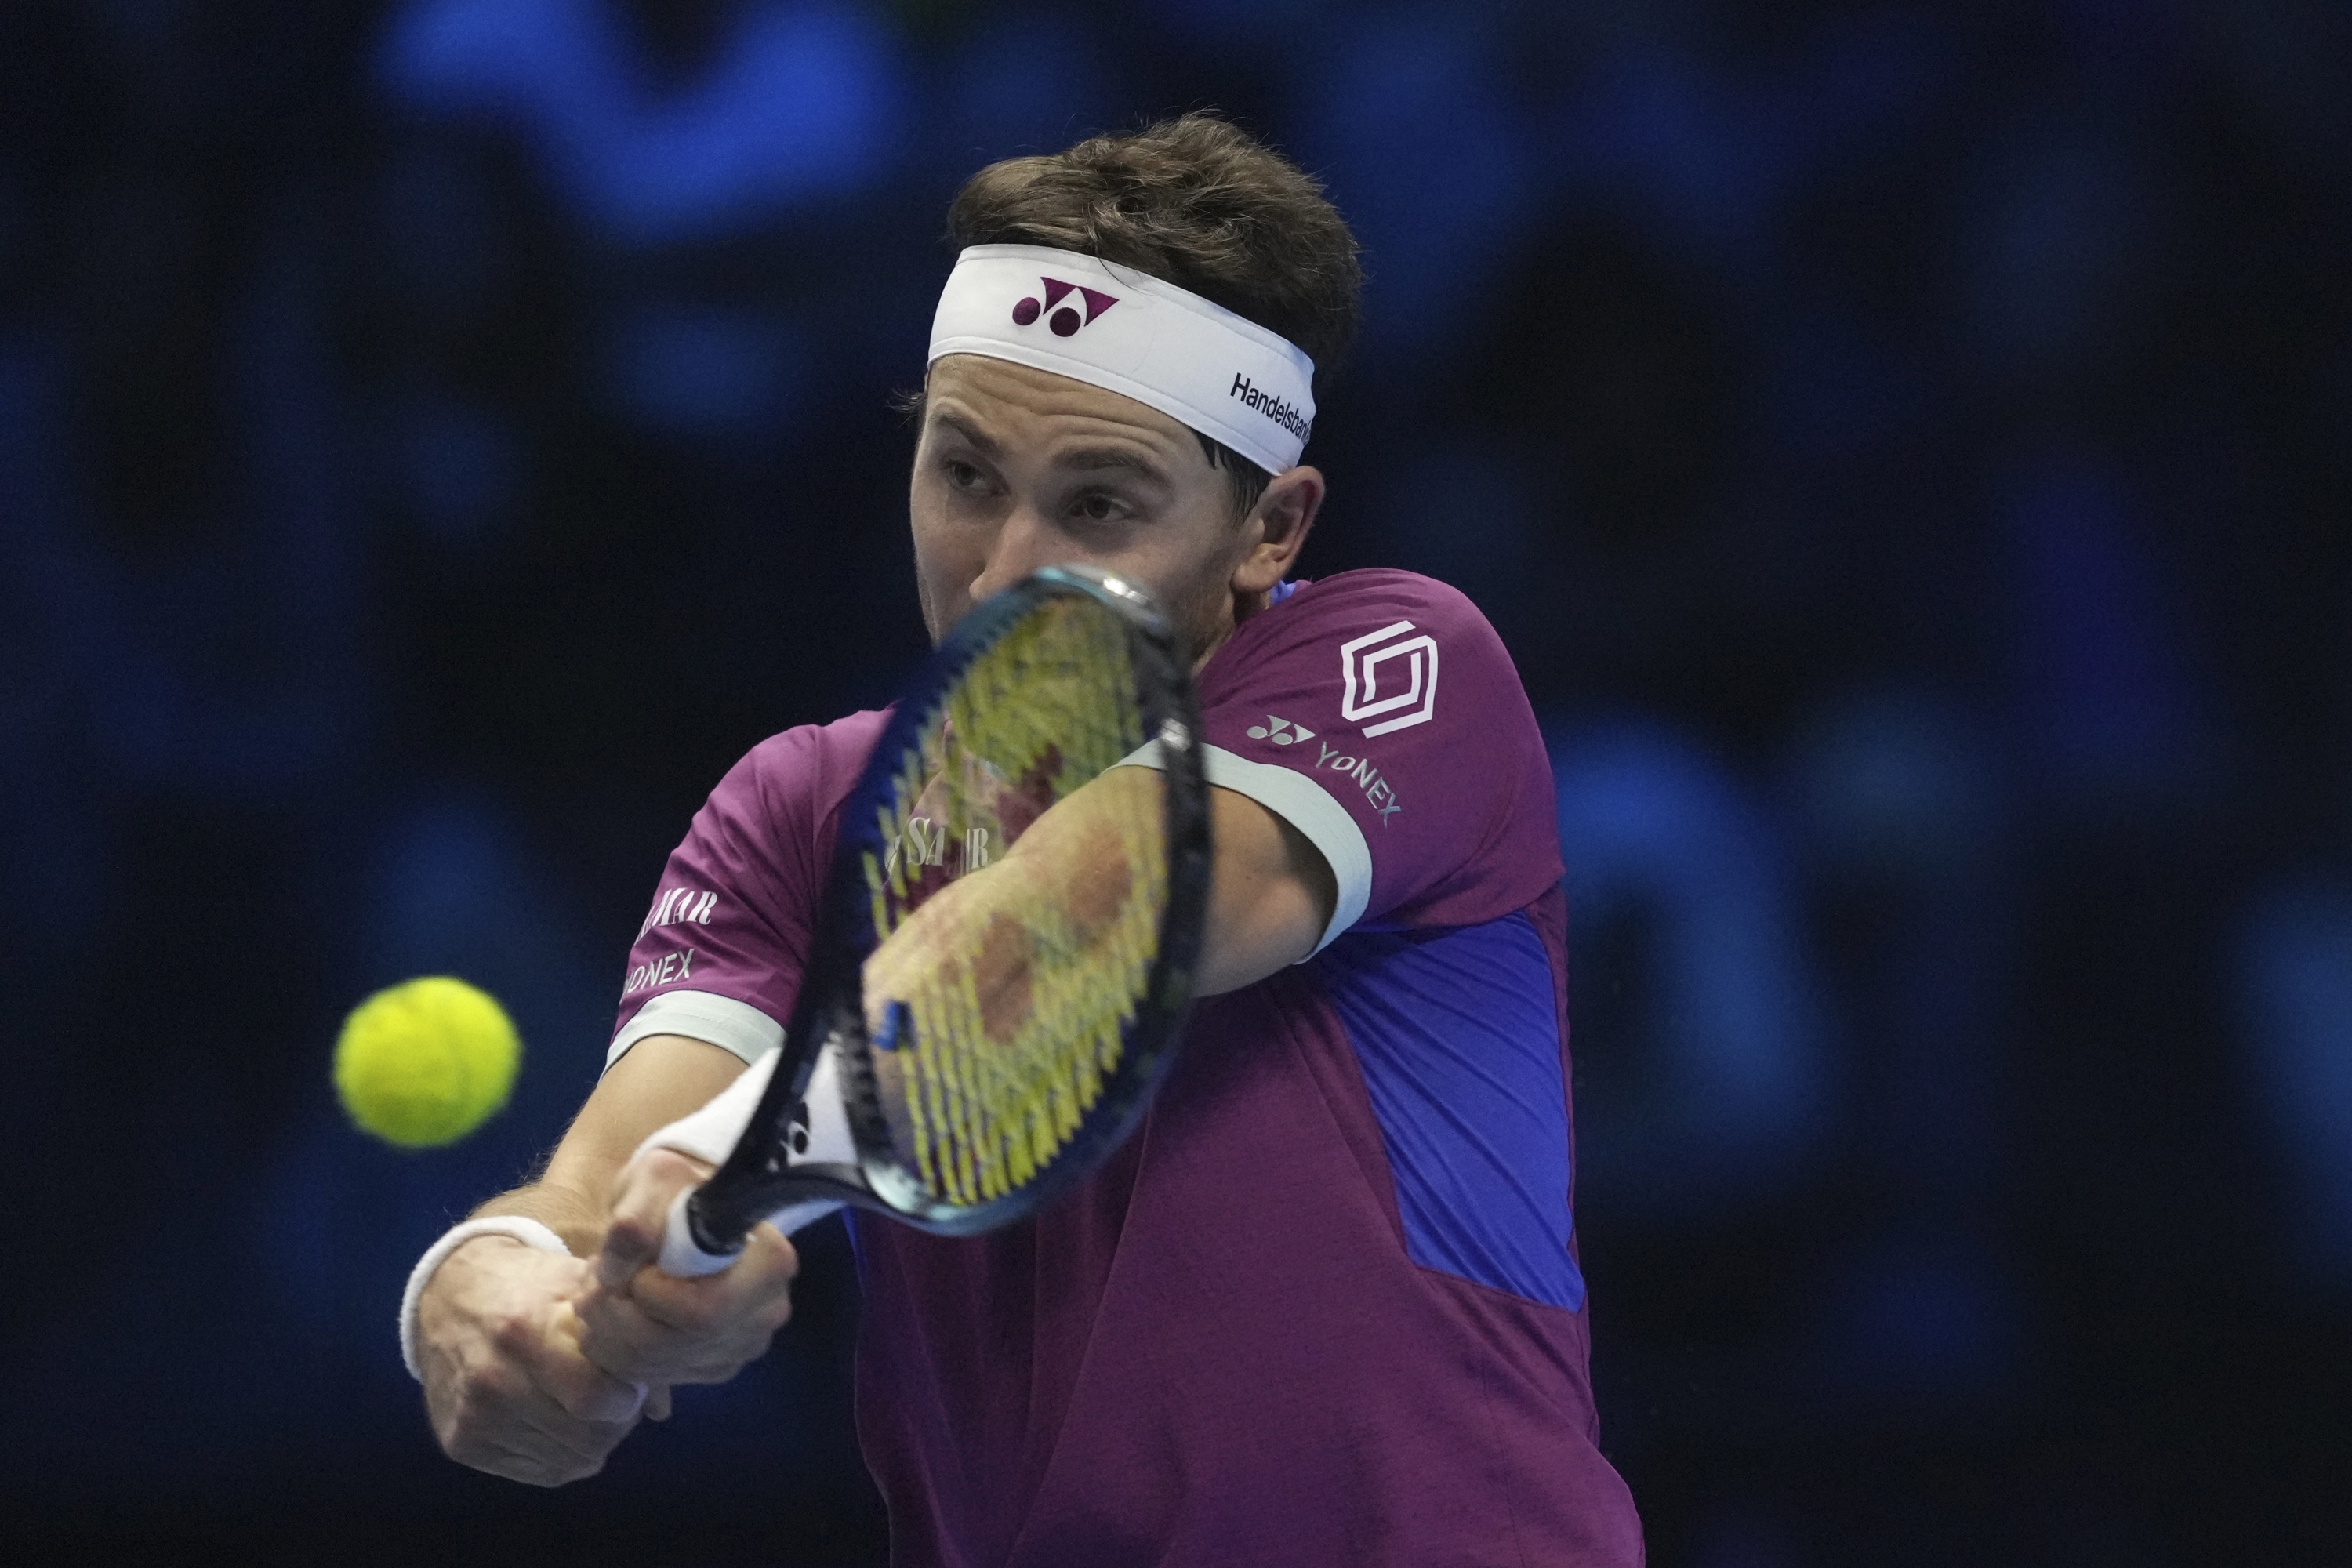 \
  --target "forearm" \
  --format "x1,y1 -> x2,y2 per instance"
1000,768 -> 1334,993
464,1181 -> 609,1258
411,1029 -> 779,1483
454,1032 -> 753,1258
864,768 -> 1334,1018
